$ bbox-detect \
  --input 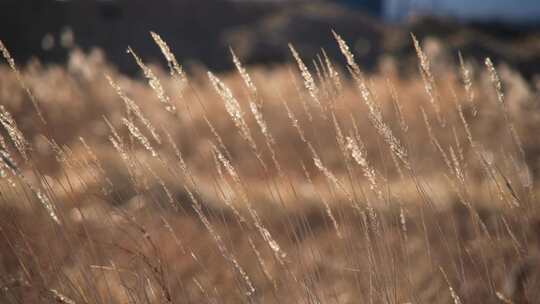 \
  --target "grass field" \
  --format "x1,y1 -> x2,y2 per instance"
0,31 -> 540,303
